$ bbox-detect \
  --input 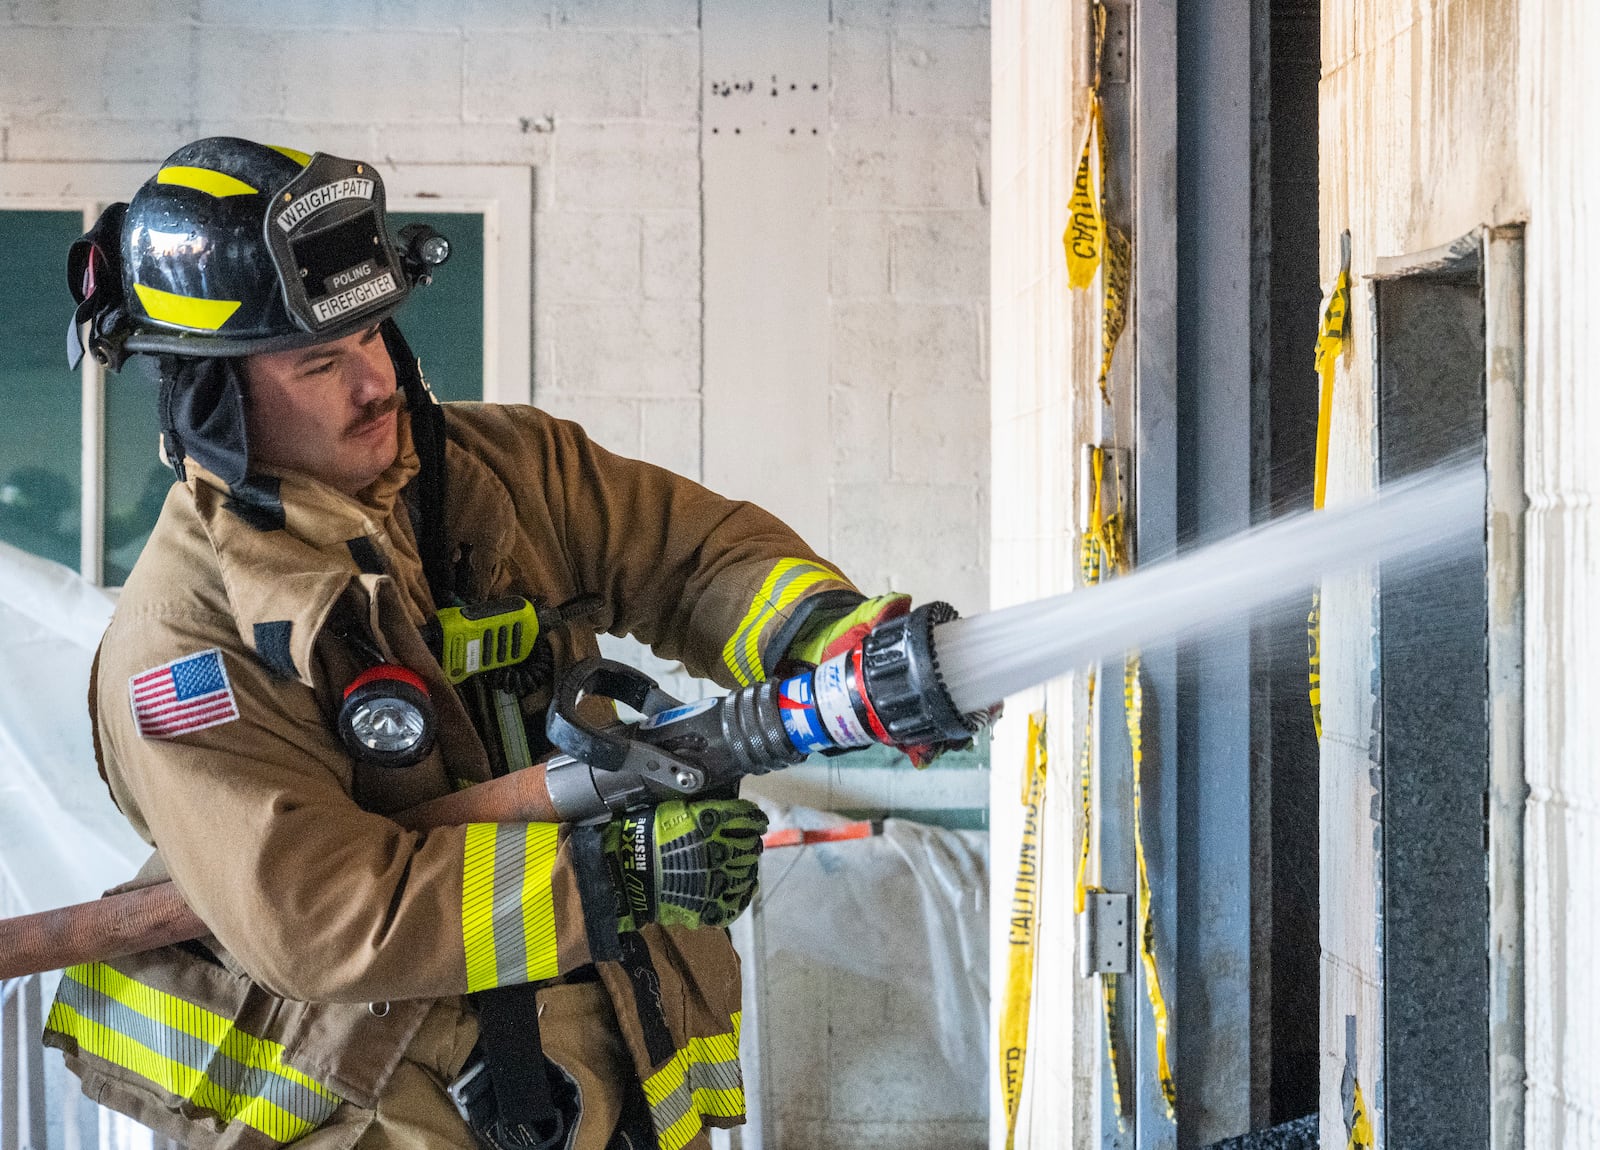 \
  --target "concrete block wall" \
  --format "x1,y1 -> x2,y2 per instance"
0,0 -> 988,617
